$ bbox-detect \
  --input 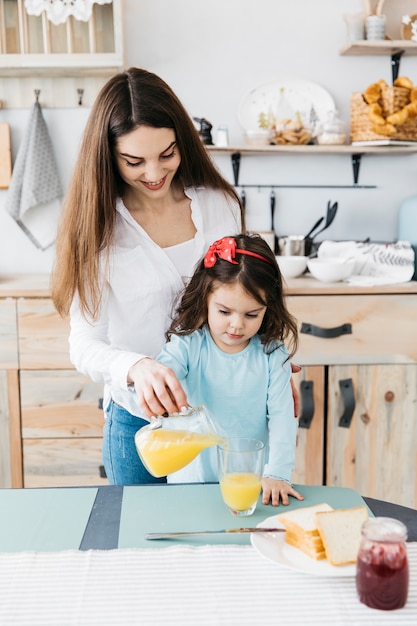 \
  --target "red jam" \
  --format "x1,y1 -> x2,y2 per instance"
356,517 -> 409,611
